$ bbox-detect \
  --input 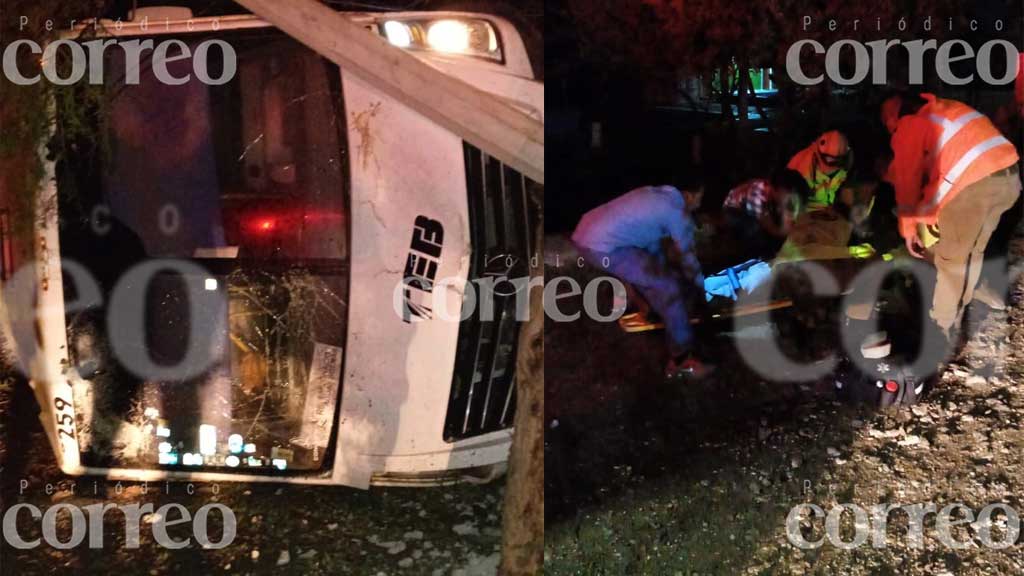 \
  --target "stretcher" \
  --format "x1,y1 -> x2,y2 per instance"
618,259 -> 793,332
618,299 -> 794,332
